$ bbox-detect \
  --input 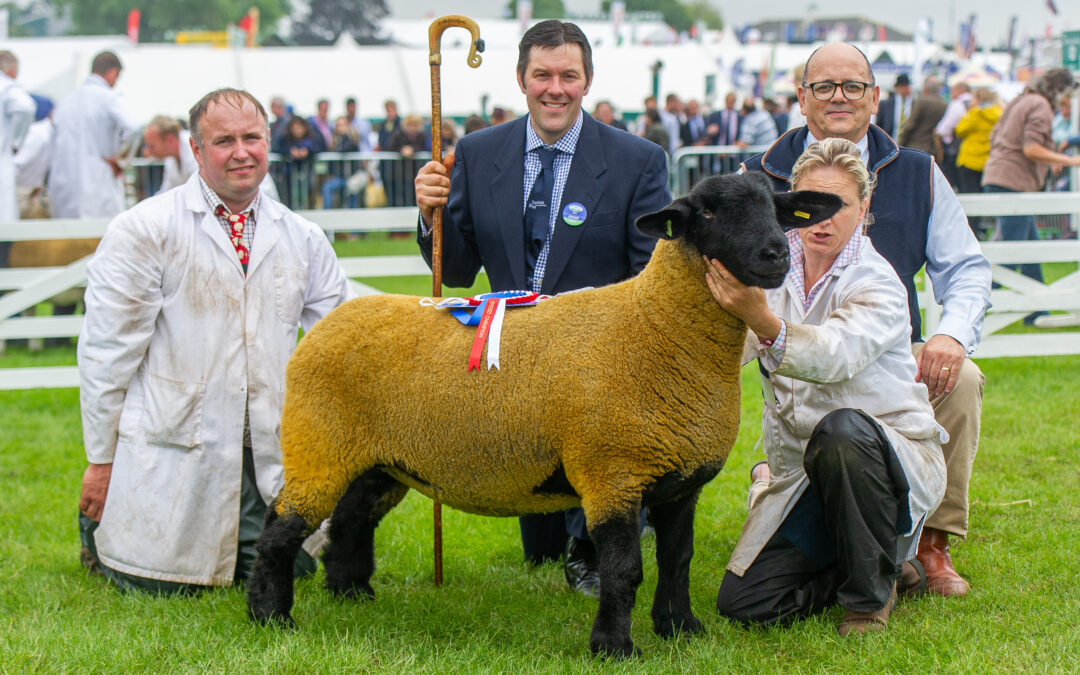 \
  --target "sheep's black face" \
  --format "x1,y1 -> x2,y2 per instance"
636,173 -> 844,289
684,173 -> 790,288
